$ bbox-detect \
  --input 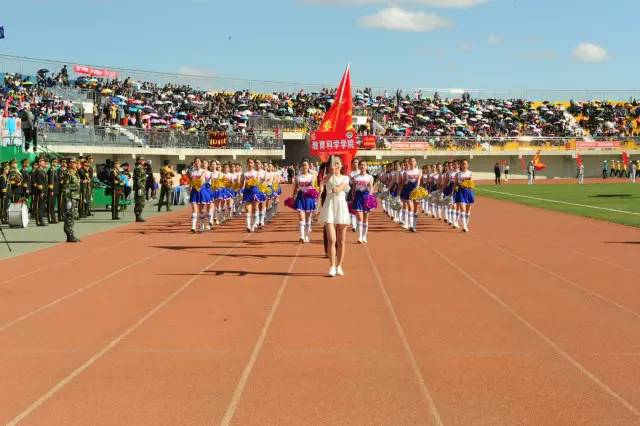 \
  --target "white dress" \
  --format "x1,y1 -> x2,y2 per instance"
319,174 -> 351,225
